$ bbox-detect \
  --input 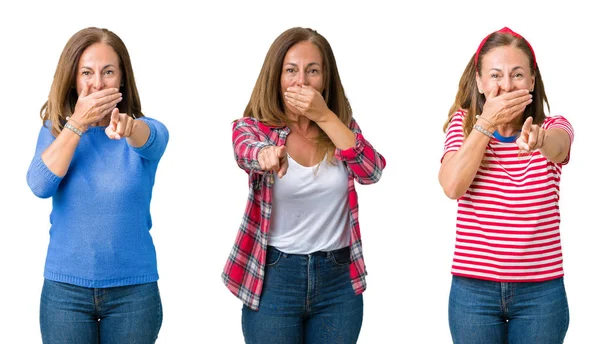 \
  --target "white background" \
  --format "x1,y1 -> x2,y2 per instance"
0,0 -> 598,343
